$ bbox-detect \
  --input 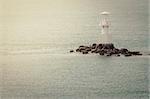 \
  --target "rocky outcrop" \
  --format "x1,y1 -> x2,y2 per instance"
70,50 -> 74,53
70,43 -> 143,57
